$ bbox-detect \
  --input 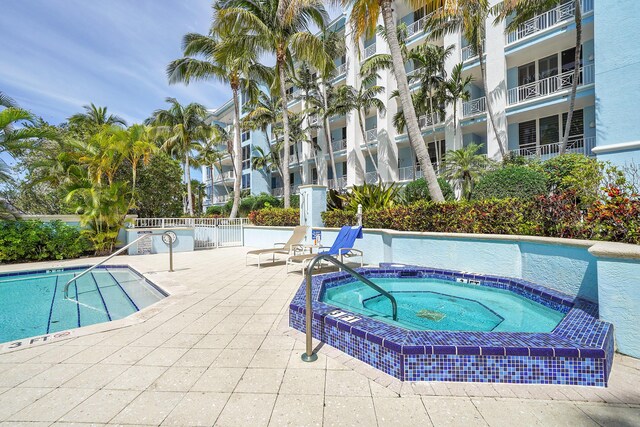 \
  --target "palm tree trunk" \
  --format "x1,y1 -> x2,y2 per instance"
229,88 -> 242,218
322,82 -> 338,190
559,0 -> 582,155
380,0 -> 443,202
358,110 -> 380,181
217,160 -> 230,196
185,151 -> 193,215
478,39 -> 506,157
278,64 -> 291,208
428,95 -> 440,167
